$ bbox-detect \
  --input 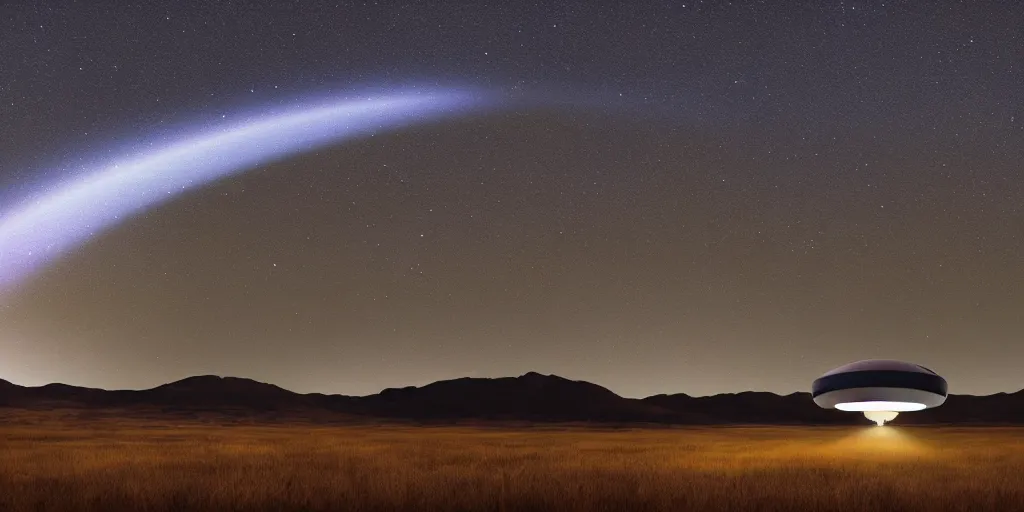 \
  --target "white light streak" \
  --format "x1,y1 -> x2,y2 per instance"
0,89 -> 493,290
835,401 -> 927,412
